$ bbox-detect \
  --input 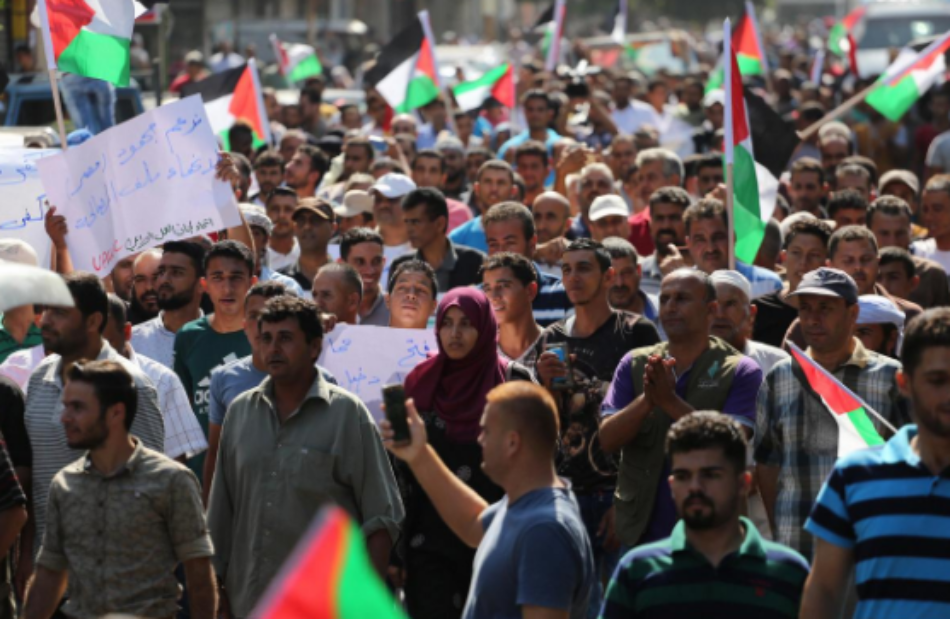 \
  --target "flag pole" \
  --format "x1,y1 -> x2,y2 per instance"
798,78 -> 882,142
38,0 -> 67,150
724,17 -> 736,271
48,69 -> 69,150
